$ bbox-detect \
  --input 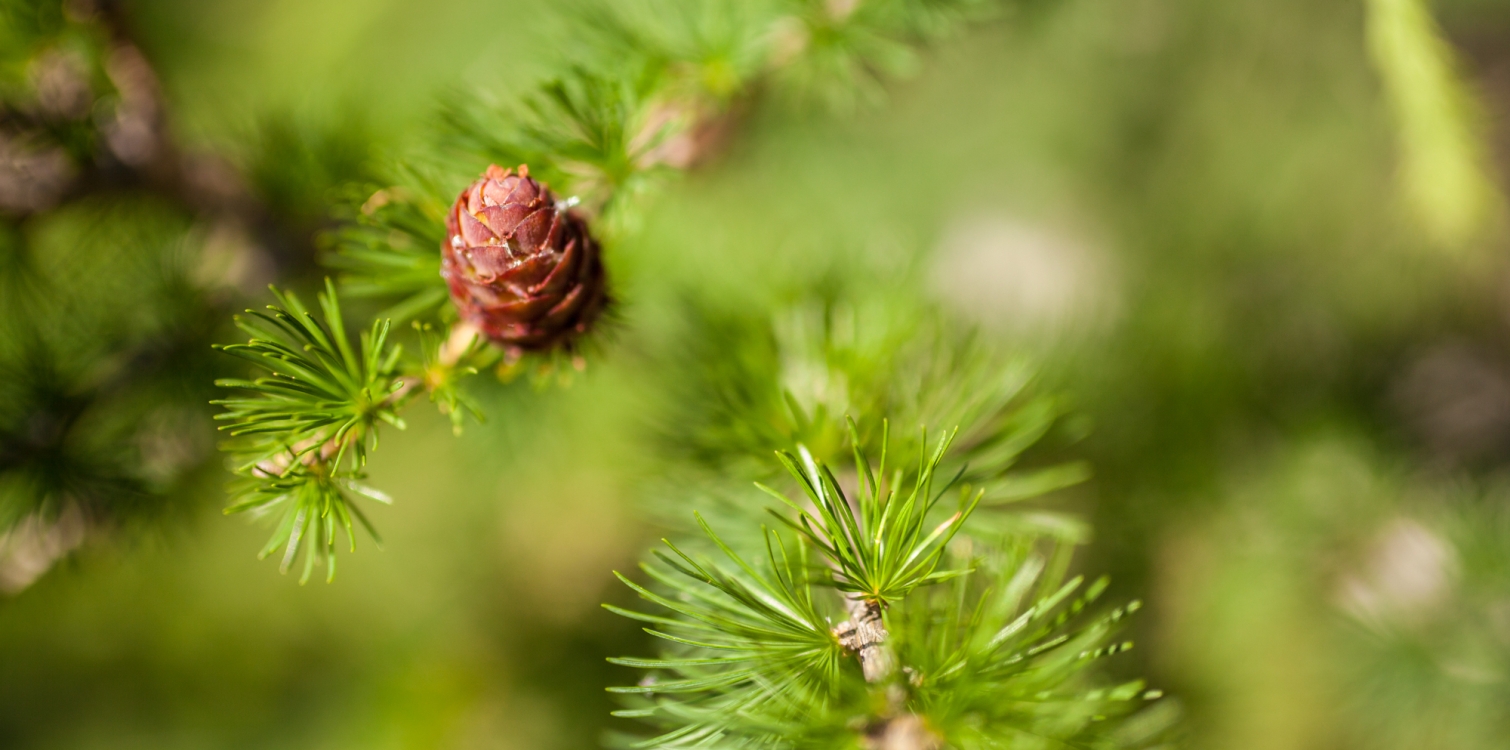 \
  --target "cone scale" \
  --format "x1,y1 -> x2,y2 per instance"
442,165 -> 607,352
